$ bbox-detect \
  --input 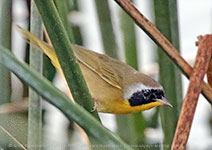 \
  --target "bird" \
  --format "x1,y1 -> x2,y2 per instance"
18,27 -> 172,114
